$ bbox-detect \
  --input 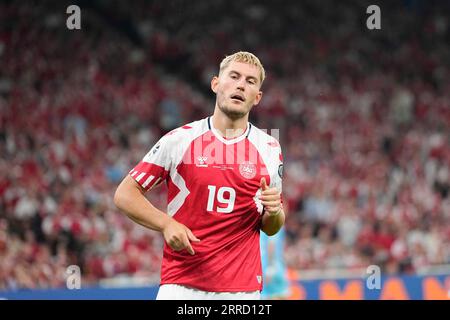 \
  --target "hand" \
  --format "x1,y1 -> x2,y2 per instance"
259,177 -> 282,216
162,218 -> 200,255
